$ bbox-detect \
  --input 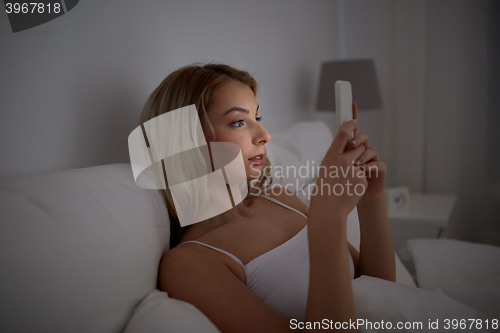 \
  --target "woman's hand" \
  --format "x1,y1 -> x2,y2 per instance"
312,118 -> 368,219
347,102 -> 387,204
345,104 -> 395,282
307,119 -> 363,328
